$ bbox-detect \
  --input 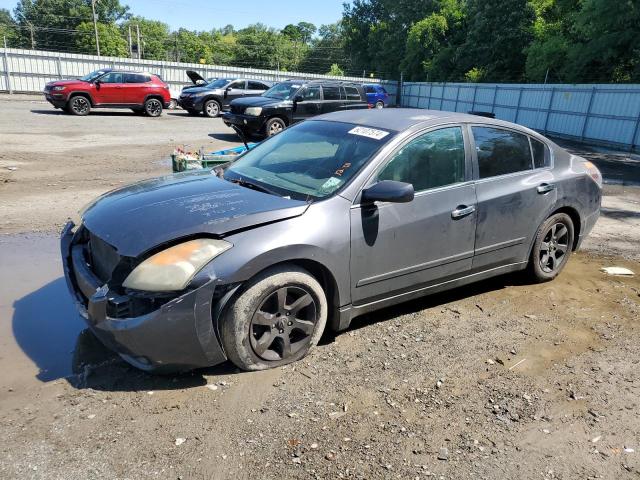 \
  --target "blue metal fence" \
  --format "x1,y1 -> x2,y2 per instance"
402,82 -> 640,152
